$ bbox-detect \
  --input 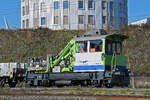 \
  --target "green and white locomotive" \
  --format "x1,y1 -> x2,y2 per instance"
26,31 -> 130,87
